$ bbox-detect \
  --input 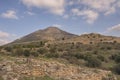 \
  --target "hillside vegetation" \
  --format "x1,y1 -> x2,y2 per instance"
0,27 -> 120,80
